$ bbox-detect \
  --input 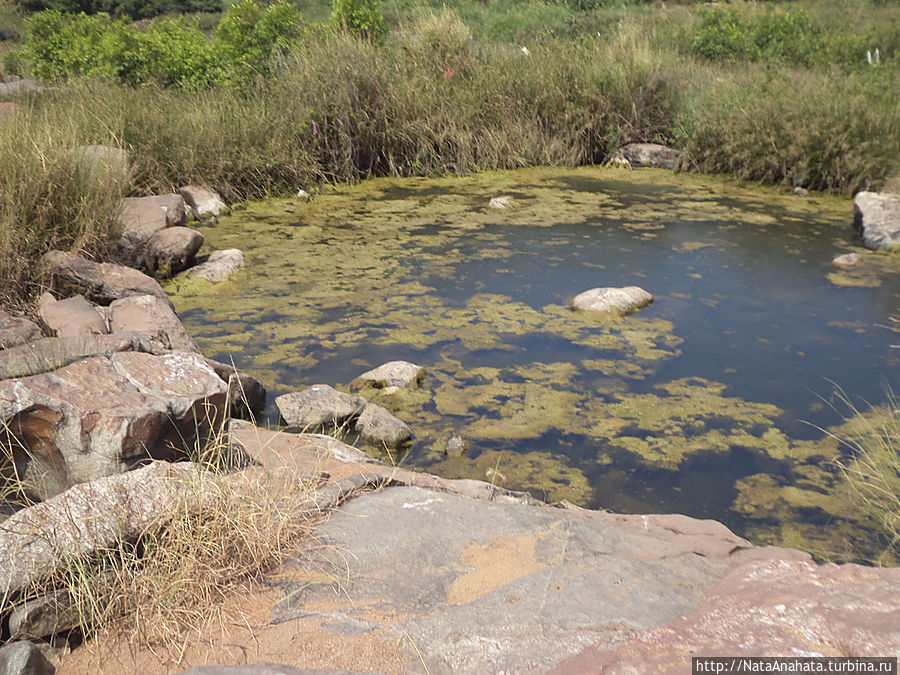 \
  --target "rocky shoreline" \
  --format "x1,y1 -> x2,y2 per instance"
1,145 -> 900,673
